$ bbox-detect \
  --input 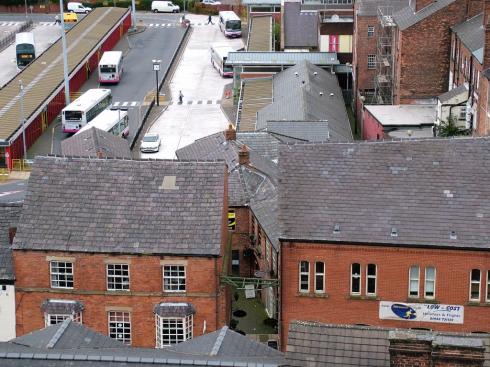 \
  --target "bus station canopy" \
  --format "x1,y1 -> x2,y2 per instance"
226,52 -> 339,67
